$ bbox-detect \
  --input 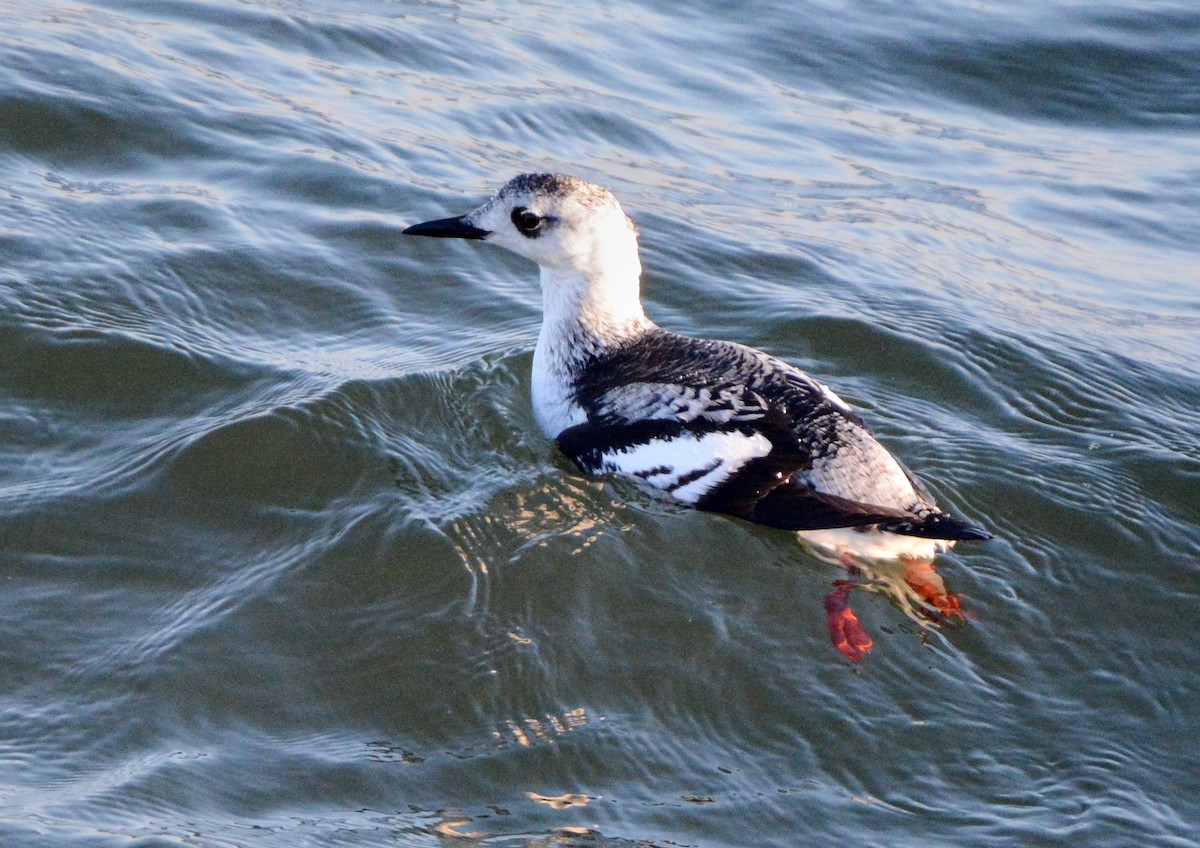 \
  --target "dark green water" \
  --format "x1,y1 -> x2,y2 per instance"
1,1 -> 1198,846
